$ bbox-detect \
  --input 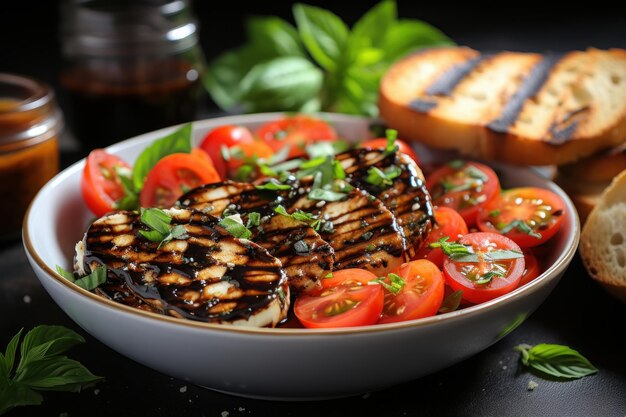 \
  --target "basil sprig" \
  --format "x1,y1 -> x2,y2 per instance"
0,326 -> 102,415
218,215 -> 253,239
515,344 -> 598,380
138,208 -> 188,248
114,123 -> 193,211
56,265 -> 107,291
204,1 -> 453,116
